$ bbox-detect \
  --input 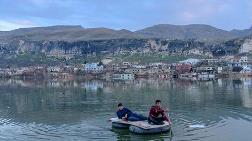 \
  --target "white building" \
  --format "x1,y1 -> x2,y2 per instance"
188,49 -> 203,55
113,73 -> 134,80
179,58 -> 201,66
241,66 -> 252,73
217,67 -> 223,73
84,63 -> 104,73
101,58 -> 113,65
123,62 -> 131,66
132,65 -> 146,69
230,56 -> 248,68
47,66 -> 61,73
